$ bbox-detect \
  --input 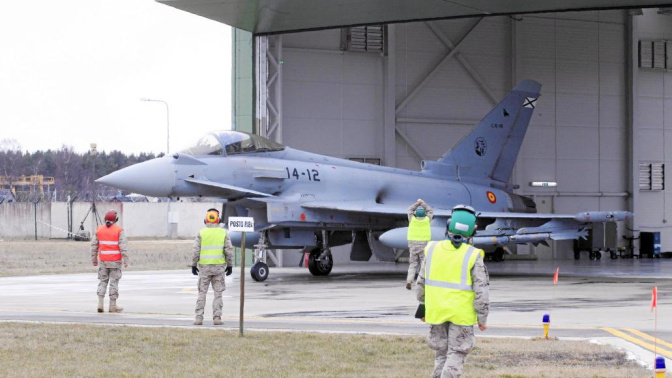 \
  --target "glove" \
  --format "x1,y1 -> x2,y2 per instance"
92,262 -> 98,267
191,266 -> 199,276
225,266 -> 233,276
414,303 -> 425,319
